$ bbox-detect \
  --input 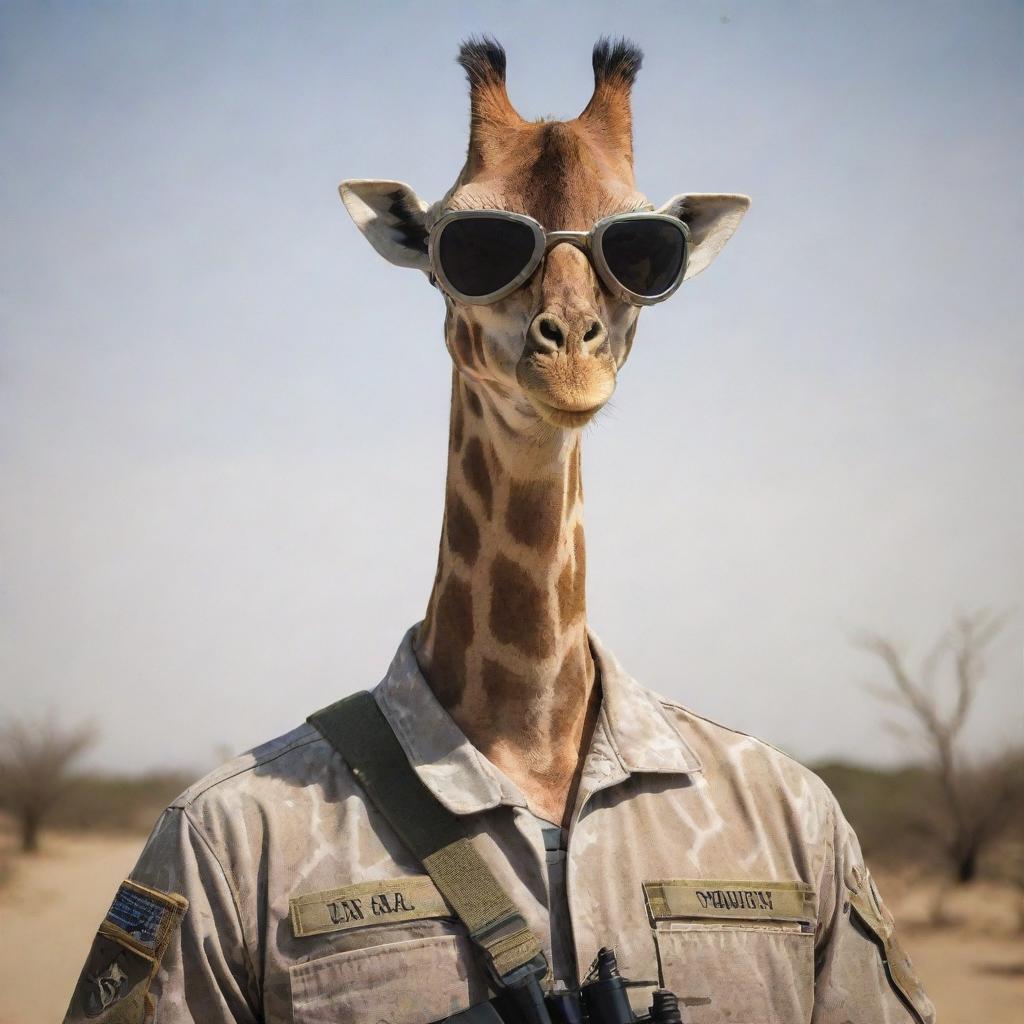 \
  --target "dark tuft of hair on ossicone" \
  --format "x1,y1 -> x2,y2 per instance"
456,36 -> 507,87
591,37 -> 644,86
